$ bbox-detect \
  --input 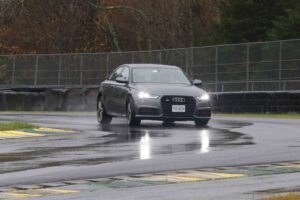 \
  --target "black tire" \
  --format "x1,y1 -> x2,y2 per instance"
194,119 -> 209,127
97,97 -> 112,125
127,97 -> 141,127
162,120 -> 175,126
